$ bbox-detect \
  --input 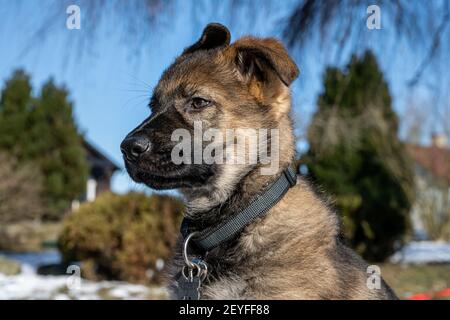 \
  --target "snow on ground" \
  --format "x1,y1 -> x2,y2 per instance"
0,271 -> 167,300
0,251 -> 168,300
390,241 -> 450,264
3,241 -> 450,299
